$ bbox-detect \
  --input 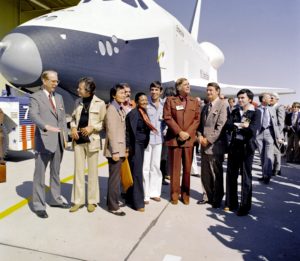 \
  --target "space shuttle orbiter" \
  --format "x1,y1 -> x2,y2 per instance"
0,0 -> 295,104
